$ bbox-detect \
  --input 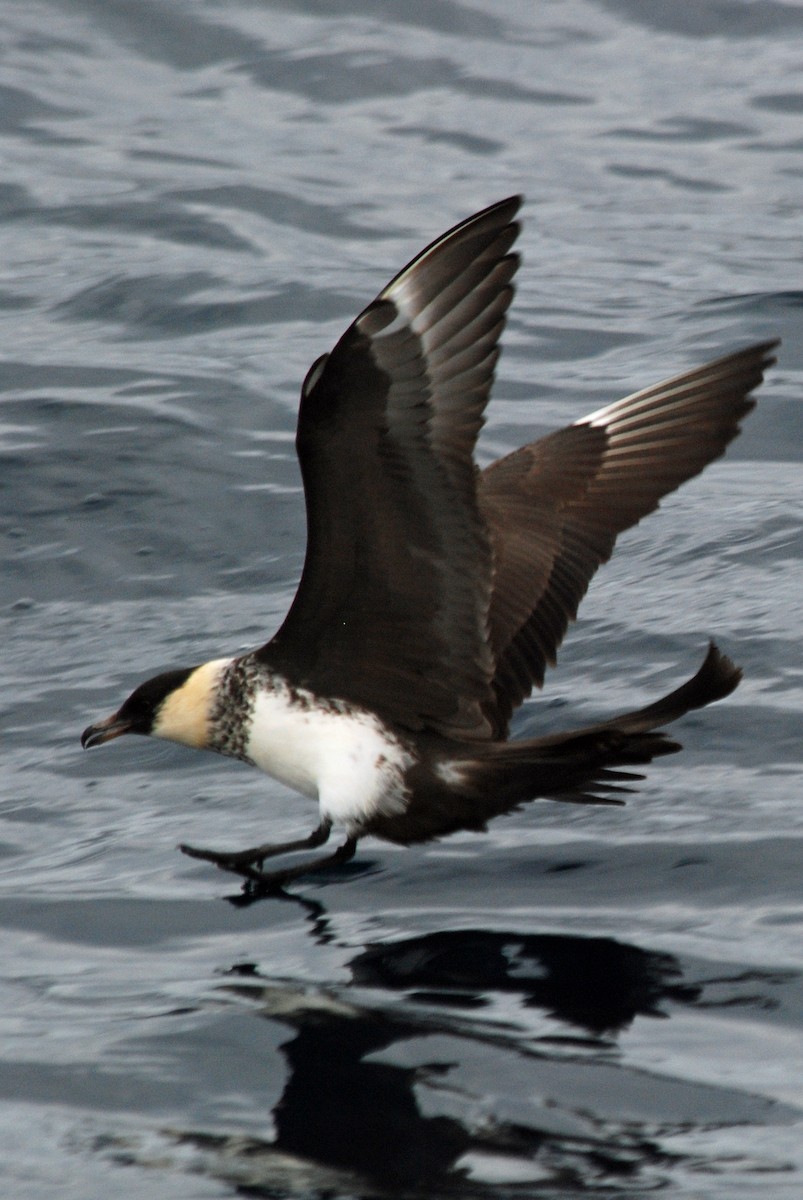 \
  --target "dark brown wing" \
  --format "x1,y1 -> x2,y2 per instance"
260,197 -> 521,738
480,340 -> 779,736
